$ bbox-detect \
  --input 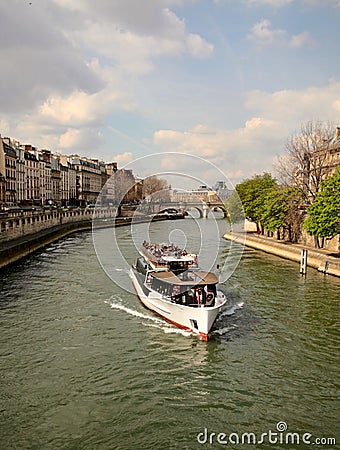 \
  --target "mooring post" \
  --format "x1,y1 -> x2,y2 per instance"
300,249 -> 308,275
